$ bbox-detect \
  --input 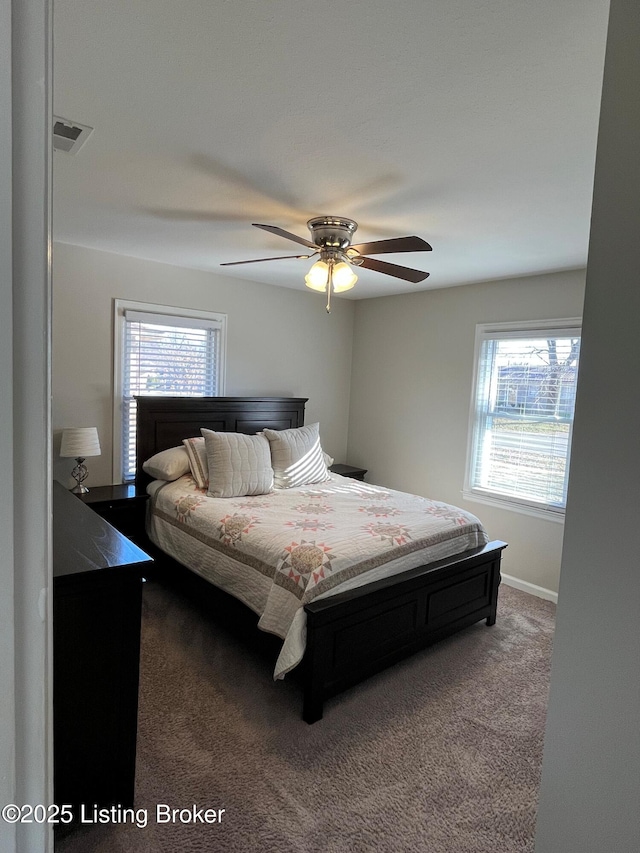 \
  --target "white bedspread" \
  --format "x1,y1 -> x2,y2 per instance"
147,473 -> 488,678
